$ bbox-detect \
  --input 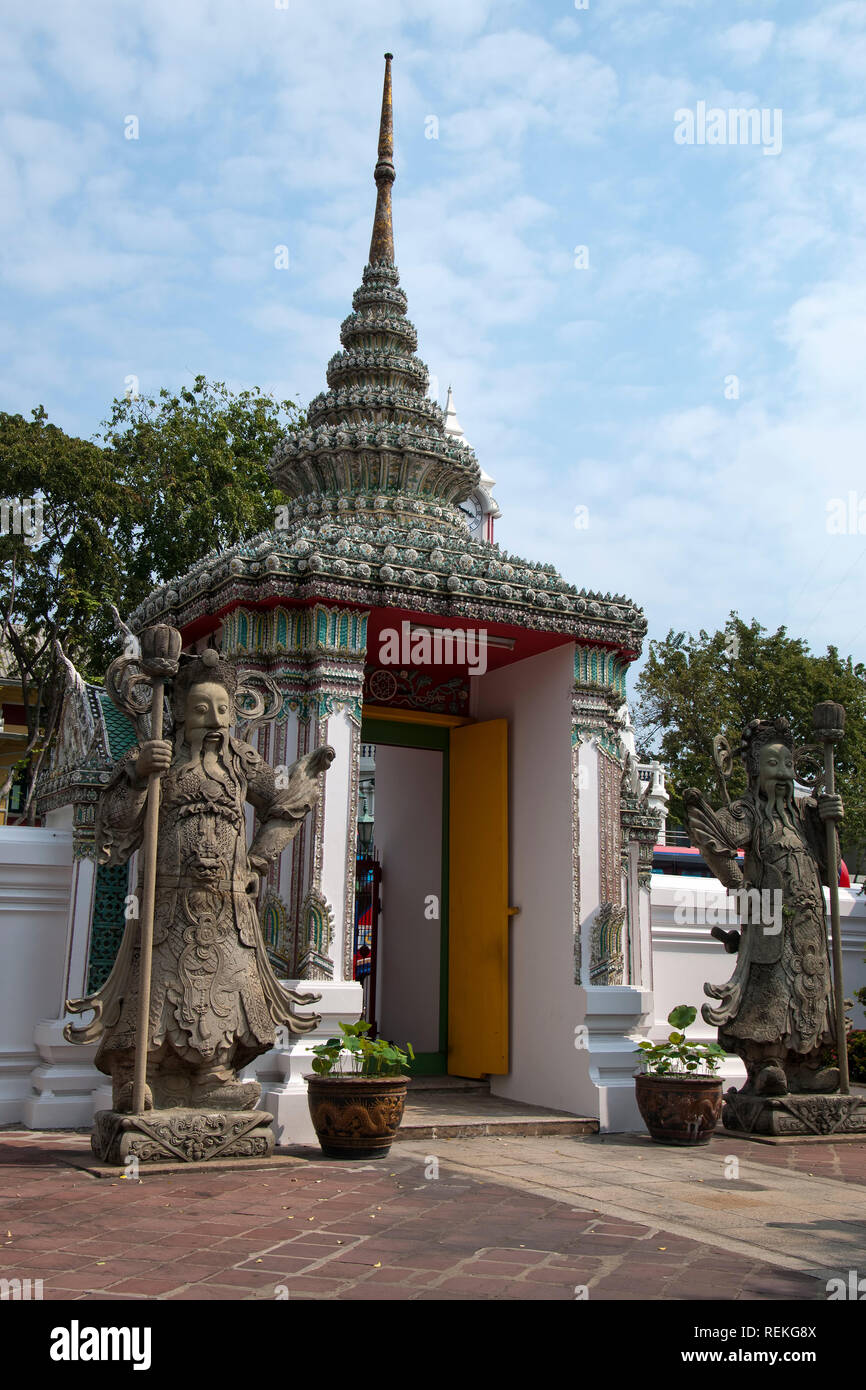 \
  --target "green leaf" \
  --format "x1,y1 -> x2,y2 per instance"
339,1019 -> 372,1037
667,1006 -> 697,1031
